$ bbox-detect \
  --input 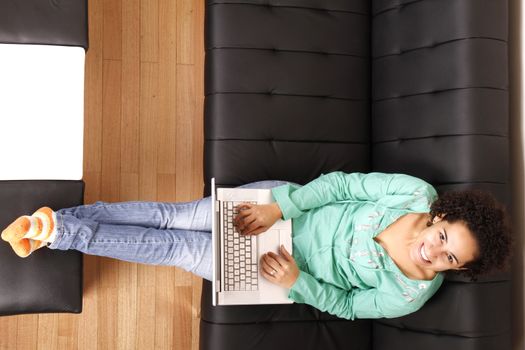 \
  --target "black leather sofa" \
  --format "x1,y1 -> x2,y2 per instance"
201,0 -> 511,349
0,0 -> 87,316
